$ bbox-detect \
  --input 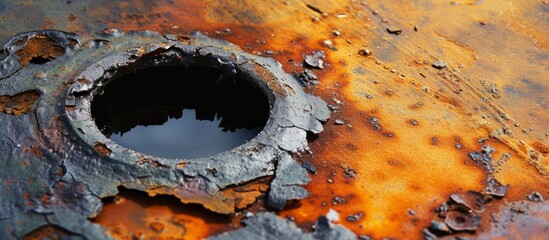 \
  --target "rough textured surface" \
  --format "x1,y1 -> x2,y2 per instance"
0,0 -> 547,239
0,29 -> 330,239
268,152 -> 311,210
209,212 -> 356,240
